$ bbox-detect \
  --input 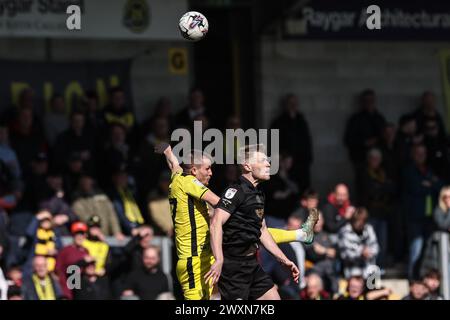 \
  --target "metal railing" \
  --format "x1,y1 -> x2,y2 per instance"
438,232 -> 450,299
61,236 -> 173,276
